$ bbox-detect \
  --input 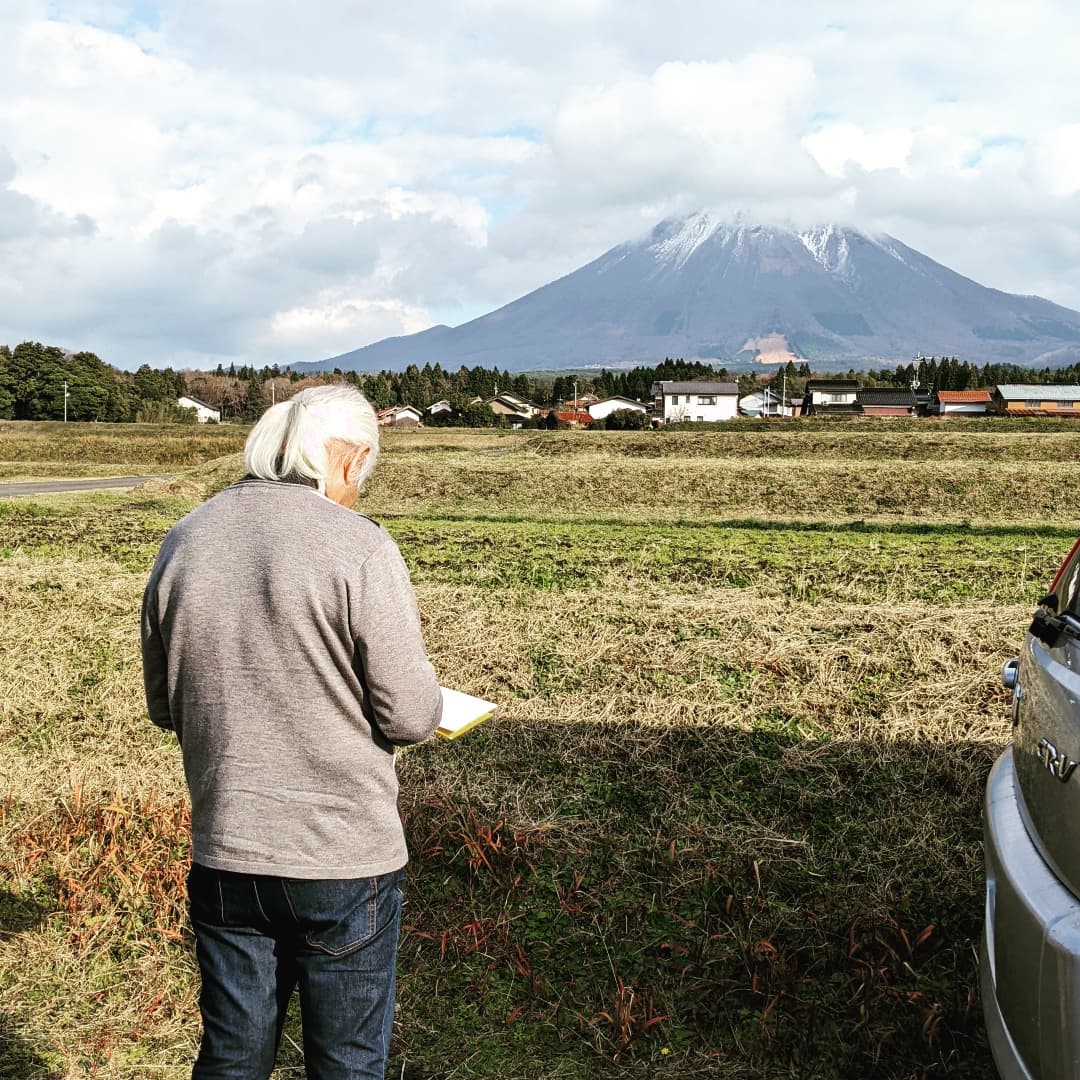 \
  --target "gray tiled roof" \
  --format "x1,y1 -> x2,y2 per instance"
857,388 -> 916,406
995,384 -> 1080,401
652,381 -> 740,395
